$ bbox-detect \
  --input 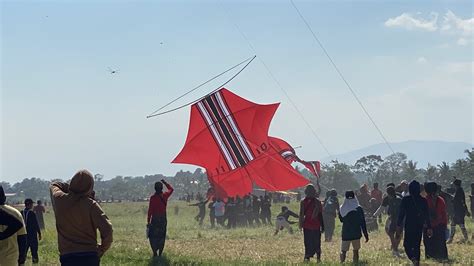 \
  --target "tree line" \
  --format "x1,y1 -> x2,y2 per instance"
1,149 -> 472,203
